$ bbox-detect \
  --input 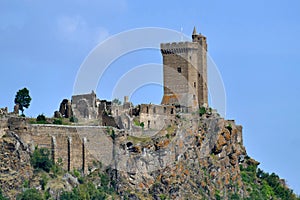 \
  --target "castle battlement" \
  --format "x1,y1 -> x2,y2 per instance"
160,42 -> 199,54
